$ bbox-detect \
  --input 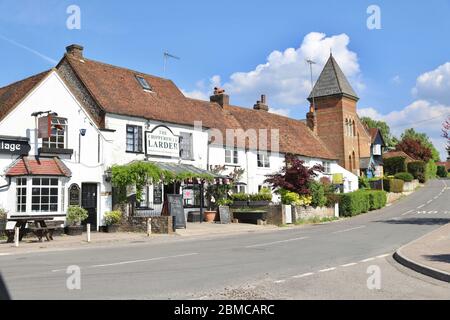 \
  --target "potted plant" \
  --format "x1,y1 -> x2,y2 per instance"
65,206 -> 88,236
104,210 -> 122,233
